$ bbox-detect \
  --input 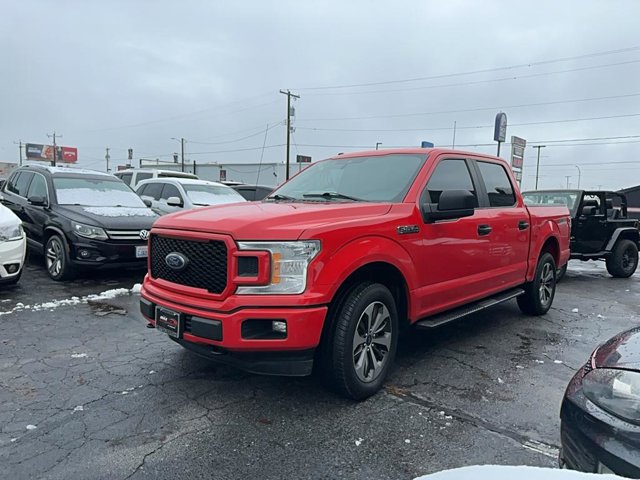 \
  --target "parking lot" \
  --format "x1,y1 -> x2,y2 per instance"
0,255 -> 638,479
